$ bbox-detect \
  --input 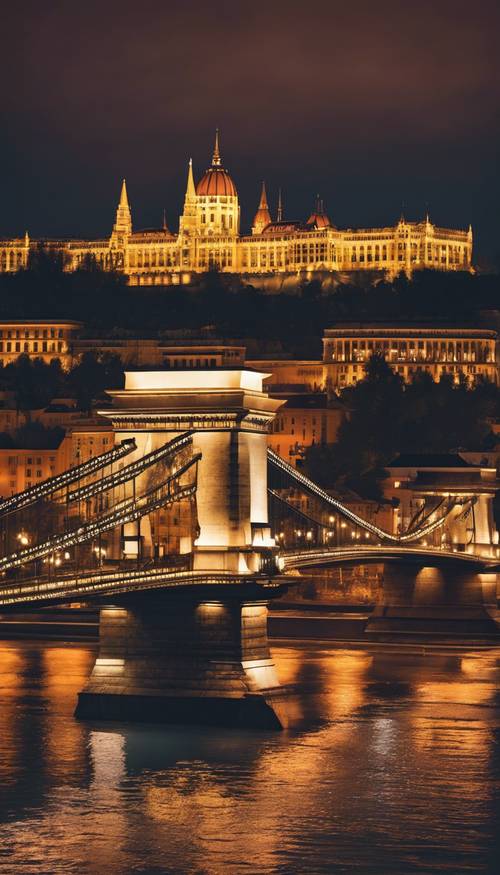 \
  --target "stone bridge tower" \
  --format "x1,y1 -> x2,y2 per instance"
76,369 -> 287,729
